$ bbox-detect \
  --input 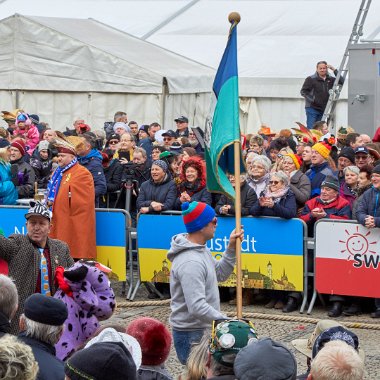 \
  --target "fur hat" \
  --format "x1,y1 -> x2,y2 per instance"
10,139 -> 26,156
126,317 -> 171,366
182,201 -> 215,233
